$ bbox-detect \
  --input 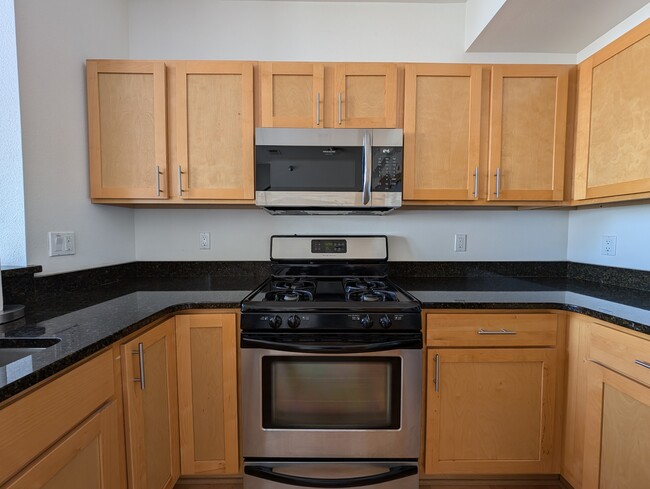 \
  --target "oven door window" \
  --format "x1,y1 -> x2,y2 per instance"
256,146 -> 363,192
261,356 -> 401,429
